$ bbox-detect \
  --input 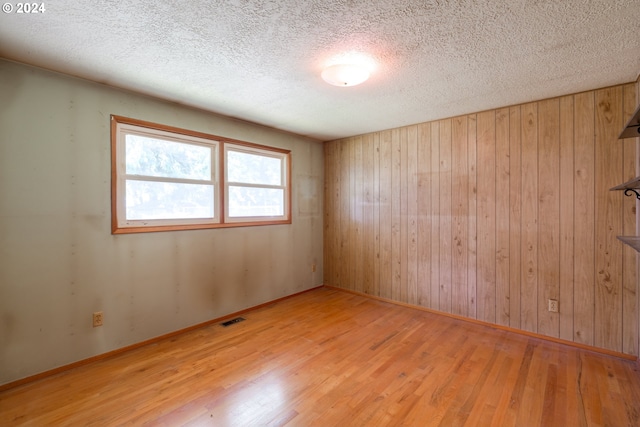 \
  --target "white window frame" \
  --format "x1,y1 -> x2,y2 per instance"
224,143 -> 290,224
111,115 -> 291,234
